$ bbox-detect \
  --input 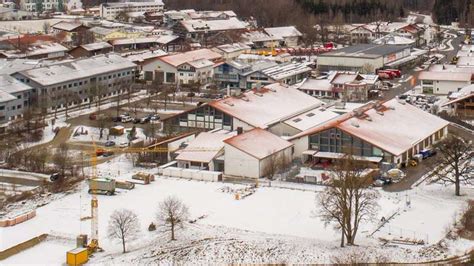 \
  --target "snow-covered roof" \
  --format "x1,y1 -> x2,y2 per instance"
123,50 -> 167,62
241,30 -> 282,43
51,21 -> 84,32
283,107 -> 340,132
0,89 -> 16,103
186,58 -> 214,68
80,42 -> 112,51
373,34 -> 416,45
291,99 -> 450,156
159,49 -> 222,67
0,58 -> 58,75
224,128 -> 293,160
102,0 -> 163,8
418,71 -> 473,81
331,73 -> 362,84
215,42 -> 251,53
297,78 -> 332,92
1,43 -> 68,58
240,60 -> 278,76
180,17 -> 247,33
0,75 -> 31,95
110,37 -> 157,45
89,26 -> 116,36
176,130 -> 235,163
18,54 -> 136,86
187,10 -> 236,19
457,56 -> 474,67
260,62 -> 312,81
264,26 -> 302,39
443,84 -> 474,106
209,83 -> 324,129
